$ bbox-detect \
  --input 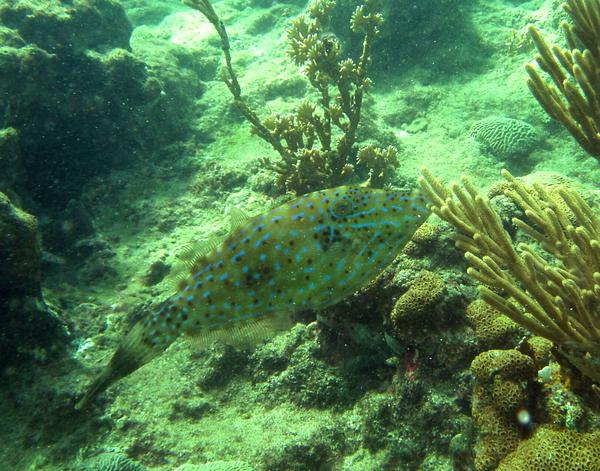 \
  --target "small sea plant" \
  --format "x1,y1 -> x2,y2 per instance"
183,0 -> 398,194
